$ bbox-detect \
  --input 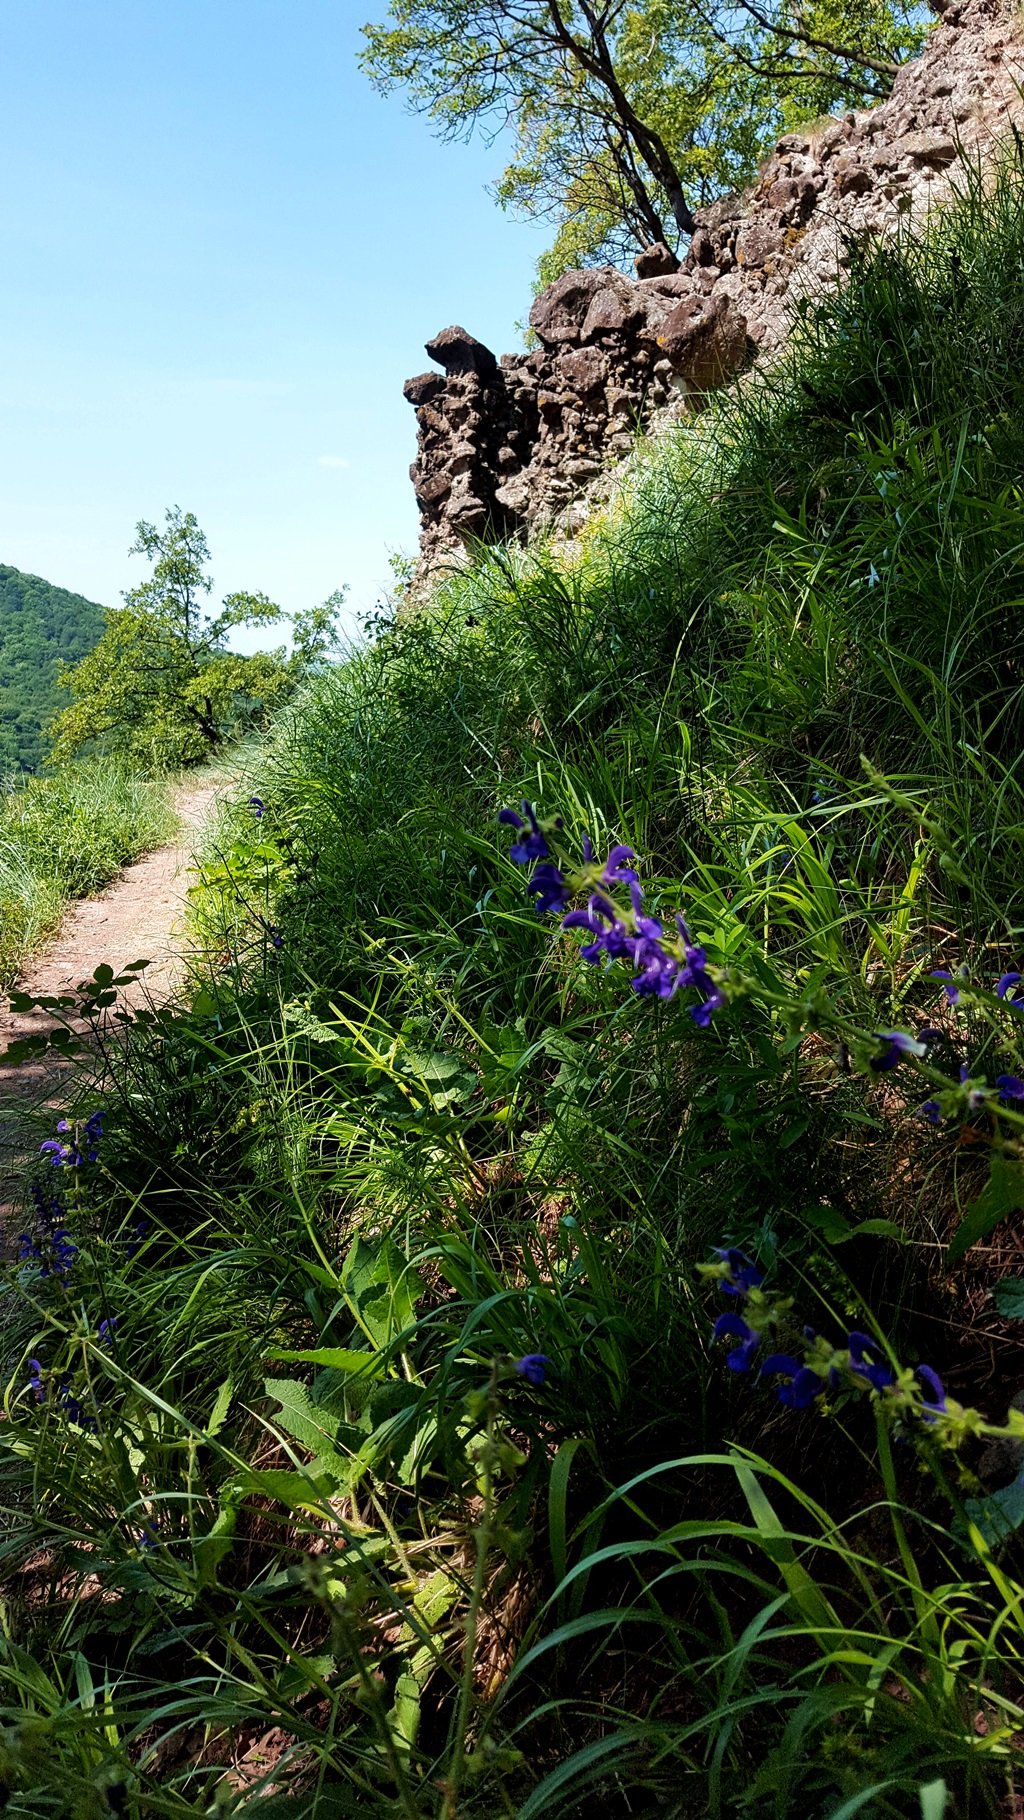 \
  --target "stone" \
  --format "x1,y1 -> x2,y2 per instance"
423,325 -> 499,377
832,153 -> 875,196
555,345 -> 610,395
529,269 -> 611,345
656,292 -> 749,390
901,127 -> 959,165
403,371 -> 447,407
634,240 -> 679,277
581,285 -> 643,338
